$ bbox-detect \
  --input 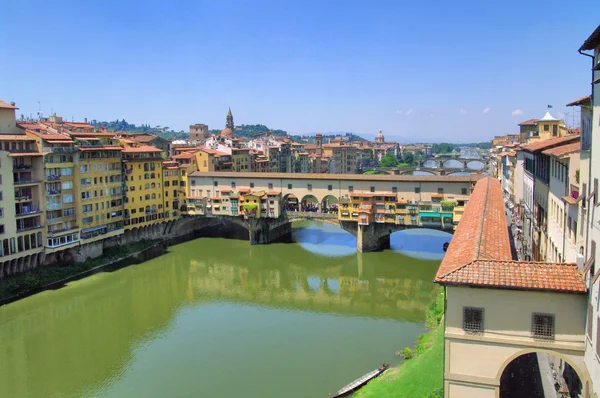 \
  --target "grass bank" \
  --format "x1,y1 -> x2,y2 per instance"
0,239 -> 157,303
355,289 -> 445,398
